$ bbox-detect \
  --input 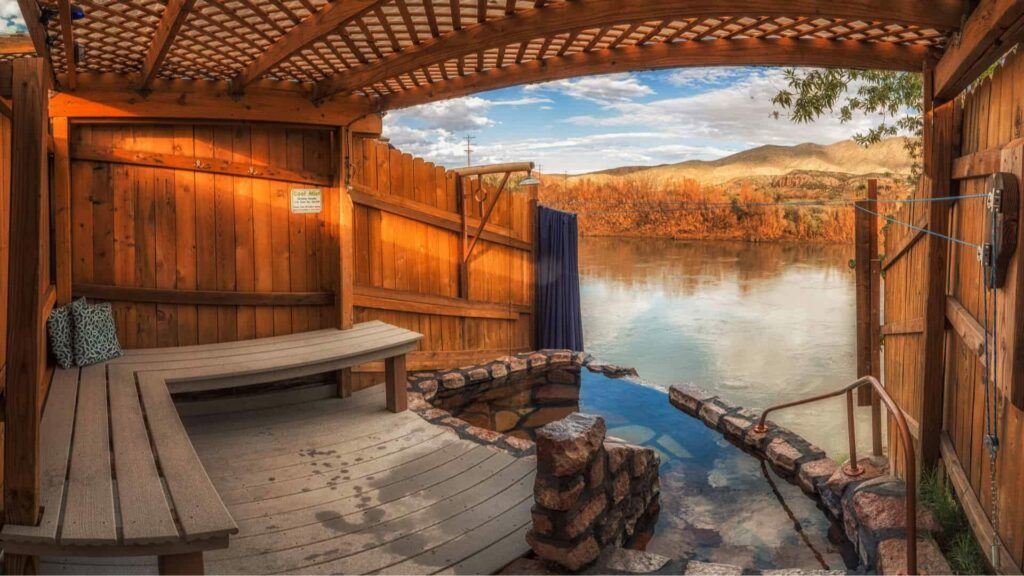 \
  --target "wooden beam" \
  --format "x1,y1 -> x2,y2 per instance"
57,0 -> 76,90
0,34 -> 35,55
49,74 -> 374,126
353,284 -> 528,320
452,161 -> 533,176
918,96 -> 960,470
4,57 -> 48,576
336,127 -> 355,398
16,1 -> 50,64
934,0 -> 1024,101
52,117 -> 72,305
70,142 -> 334,186
72,284 -> 335,306
316,0 -> 964,98
233,0 -> 384,92
380,38 -> 933,110
137,0 -> 196,92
